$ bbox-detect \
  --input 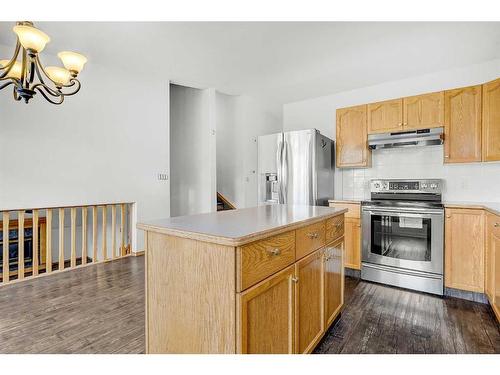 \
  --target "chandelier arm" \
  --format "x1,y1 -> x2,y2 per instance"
13,86 -> 21,101
35,55 -> 63,88
34,86 -> 64,105
0,41 -> 21,79
31,82 -> 63,98
0,81 -> 16,91
20,48 -> 28,88
59,78 -> 81,96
